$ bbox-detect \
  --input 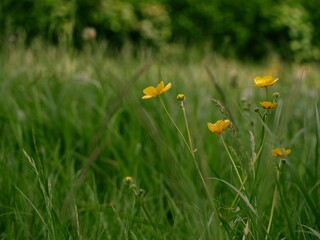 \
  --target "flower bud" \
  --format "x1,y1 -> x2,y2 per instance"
273,92 -> 280,99
124,176 -> 133,185
137,189 -> 145,198
176,94 -> 185,101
